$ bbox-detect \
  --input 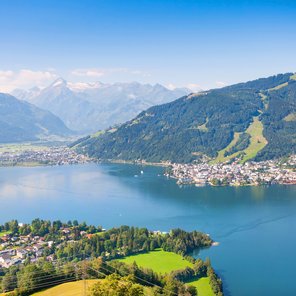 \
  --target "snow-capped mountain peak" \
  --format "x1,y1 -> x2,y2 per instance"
50,78 -> 67,88
10,78 -> 190,132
